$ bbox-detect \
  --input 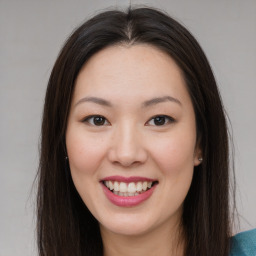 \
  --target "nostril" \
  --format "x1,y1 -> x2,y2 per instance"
111,158 -> 142,168
107,139 -> 148,166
